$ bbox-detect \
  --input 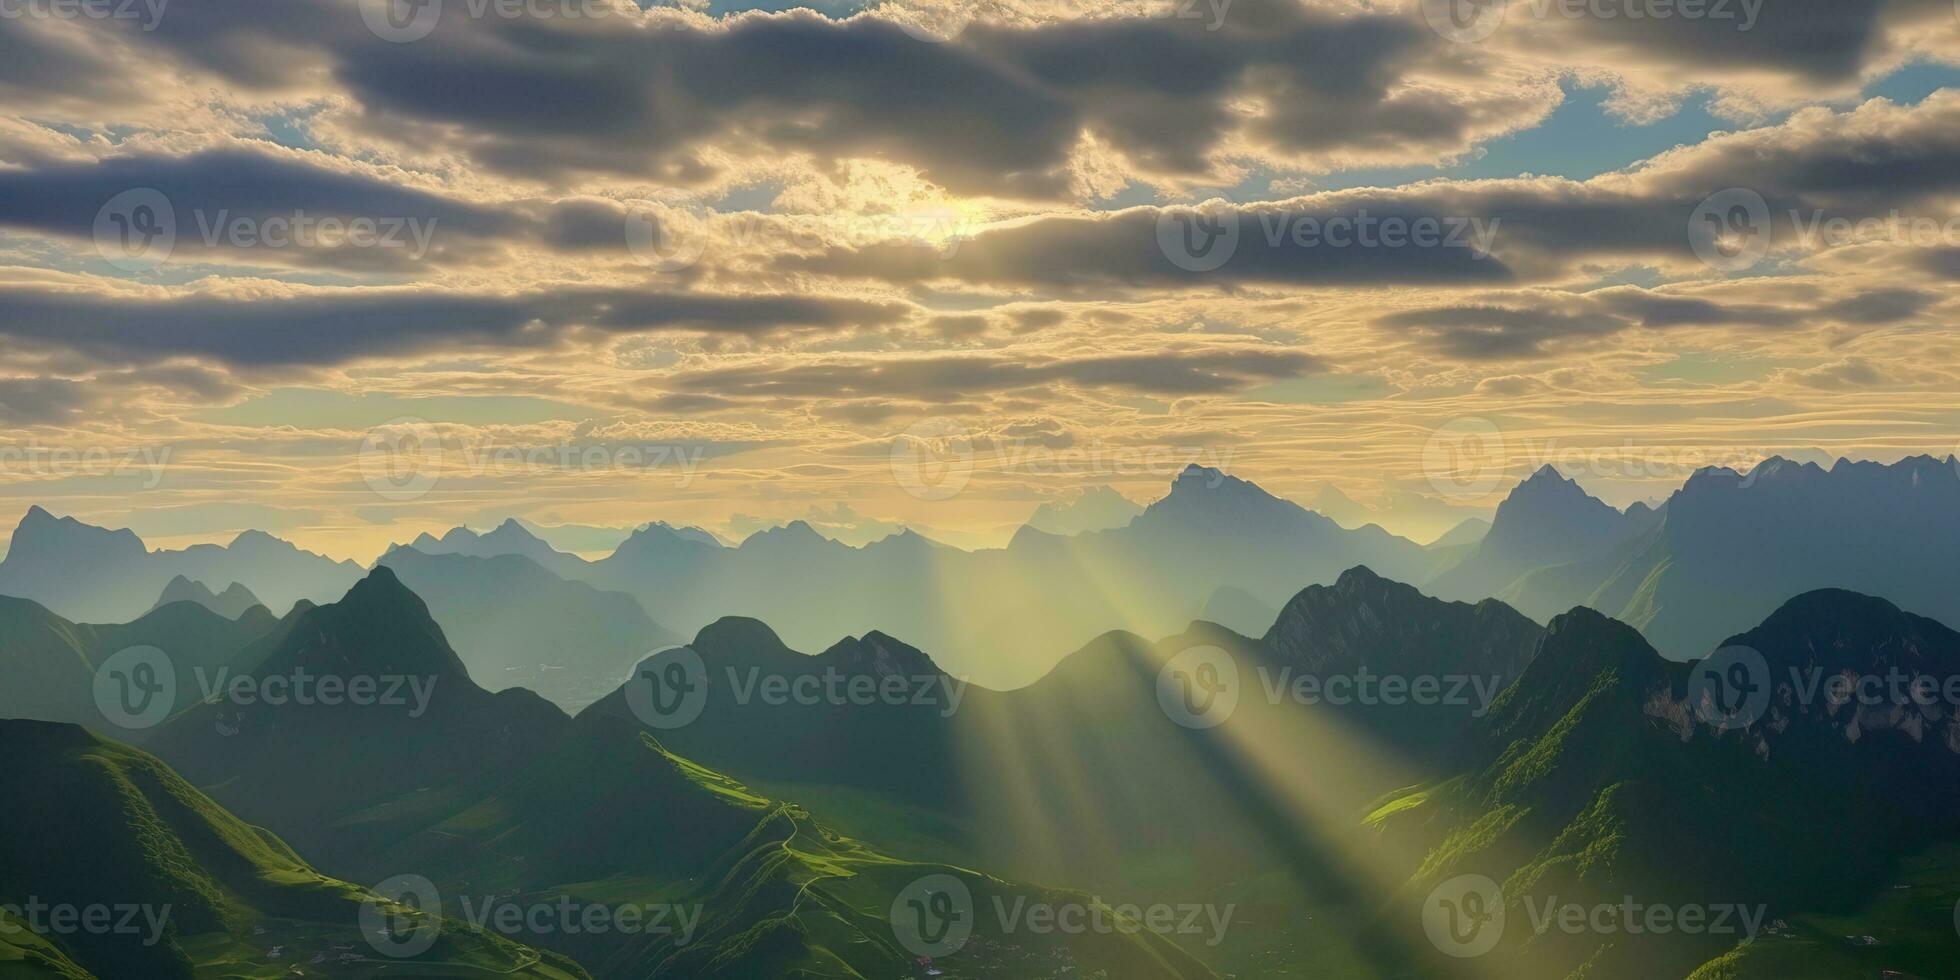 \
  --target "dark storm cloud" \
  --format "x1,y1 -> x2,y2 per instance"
1536,0 -> 1920,83
1378,279 -> 1944,360
0,285 -> 906,367
1596,291 -> 1787,328
34,0 -> 1549,197
1818,288 -> 1936,324
792,91 -> 1960,291
1375,304 -> 1626,359
654,348 -> 1323,405
789,202 -> 1516,290
0,148 -> 521,270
